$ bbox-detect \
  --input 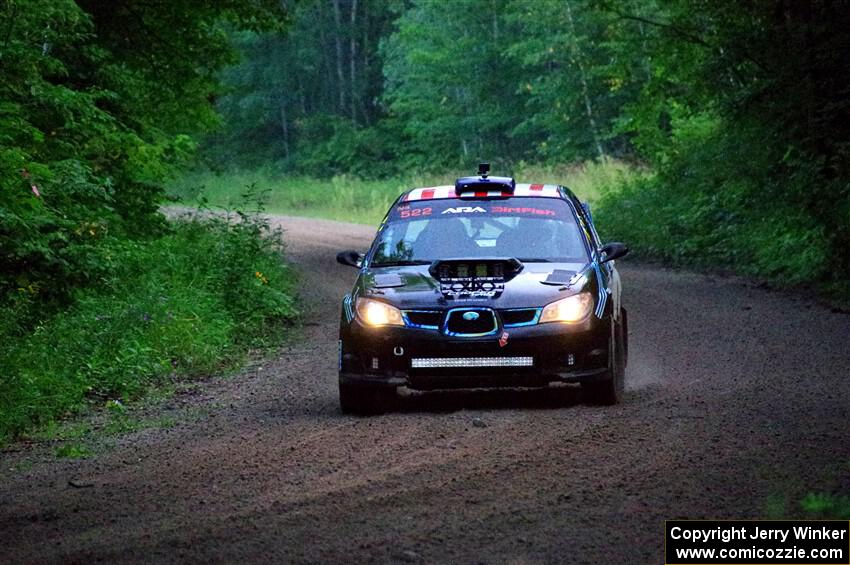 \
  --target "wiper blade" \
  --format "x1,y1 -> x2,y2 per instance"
371,260 -> 432,267
516,257 -> 552,262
